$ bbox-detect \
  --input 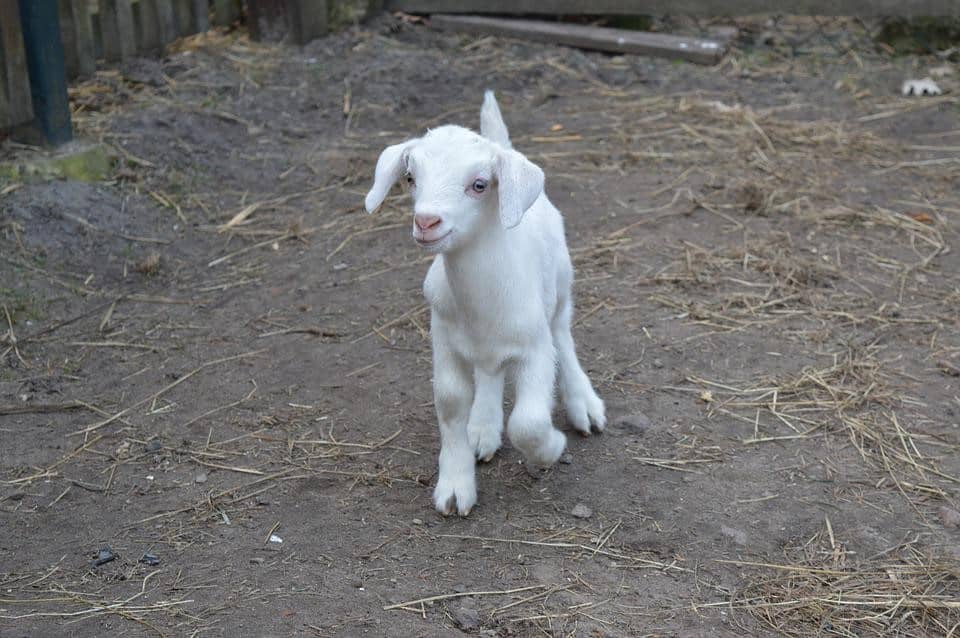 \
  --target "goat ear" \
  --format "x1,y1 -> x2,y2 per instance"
480,90 -> 512,149
365,140 -> 415,213
495,148 -> 544,229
